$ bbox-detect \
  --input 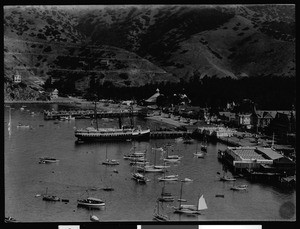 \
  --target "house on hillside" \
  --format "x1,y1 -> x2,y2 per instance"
13,71 -> 21,83
237,113 -> 255,130
269,111 -> 296,138
51,89 -> 59,99
255,110 -> 276,130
